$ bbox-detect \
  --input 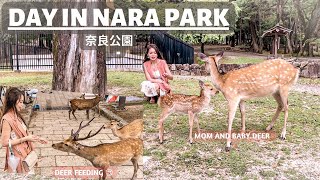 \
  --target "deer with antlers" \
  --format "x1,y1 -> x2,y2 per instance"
52,118 -> 143,180
199,52 -> 299,151
69,95 -> 101,120
158,80 -> 219,144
